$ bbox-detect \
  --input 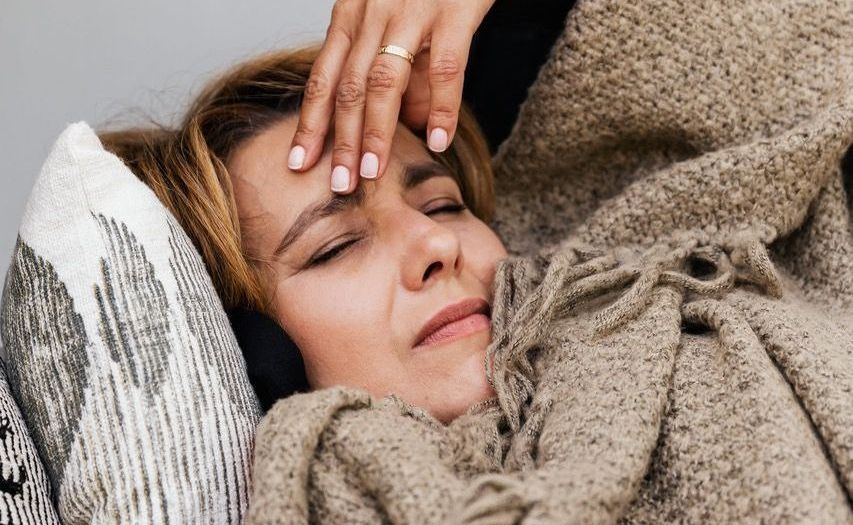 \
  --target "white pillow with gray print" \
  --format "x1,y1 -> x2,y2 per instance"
0,363 -> 60,524
0,122 -> 262,523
